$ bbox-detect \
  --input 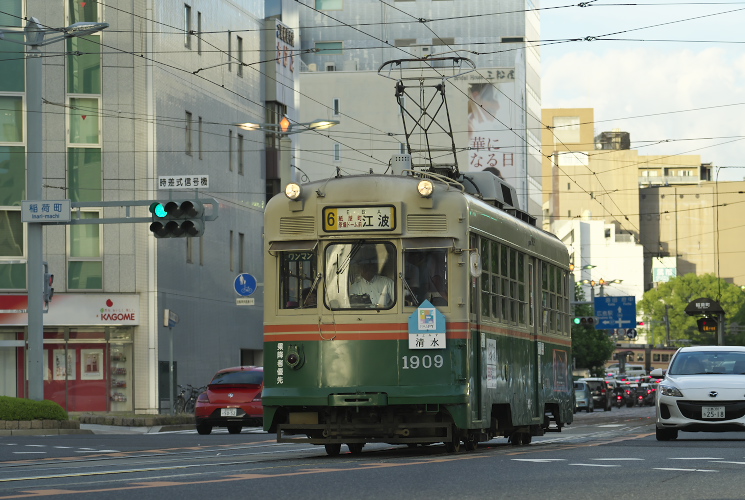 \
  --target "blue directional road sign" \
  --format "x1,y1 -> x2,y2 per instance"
234,273 -> 257,296
593,296 -> 636,330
